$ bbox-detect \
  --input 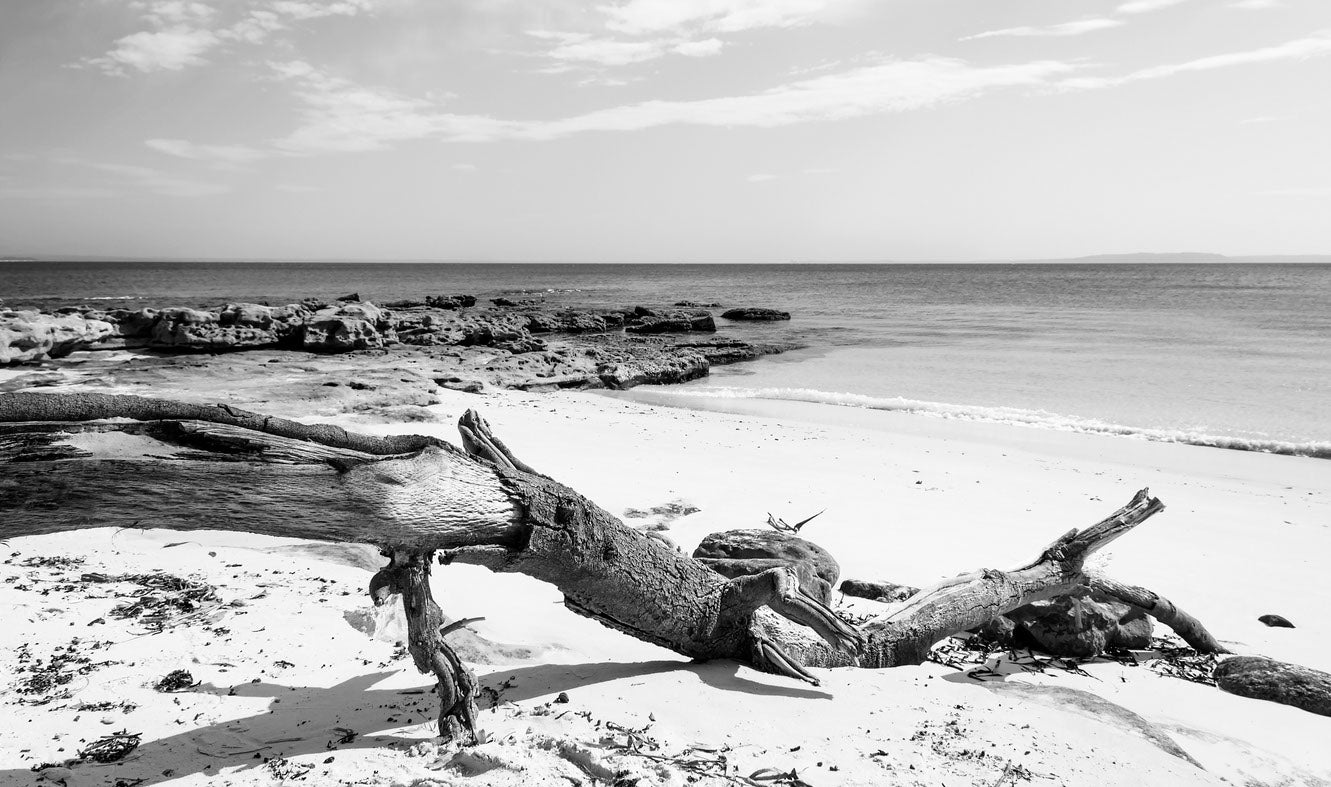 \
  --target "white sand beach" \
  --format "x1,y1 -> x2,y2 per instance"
3,384 -> 1328,786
